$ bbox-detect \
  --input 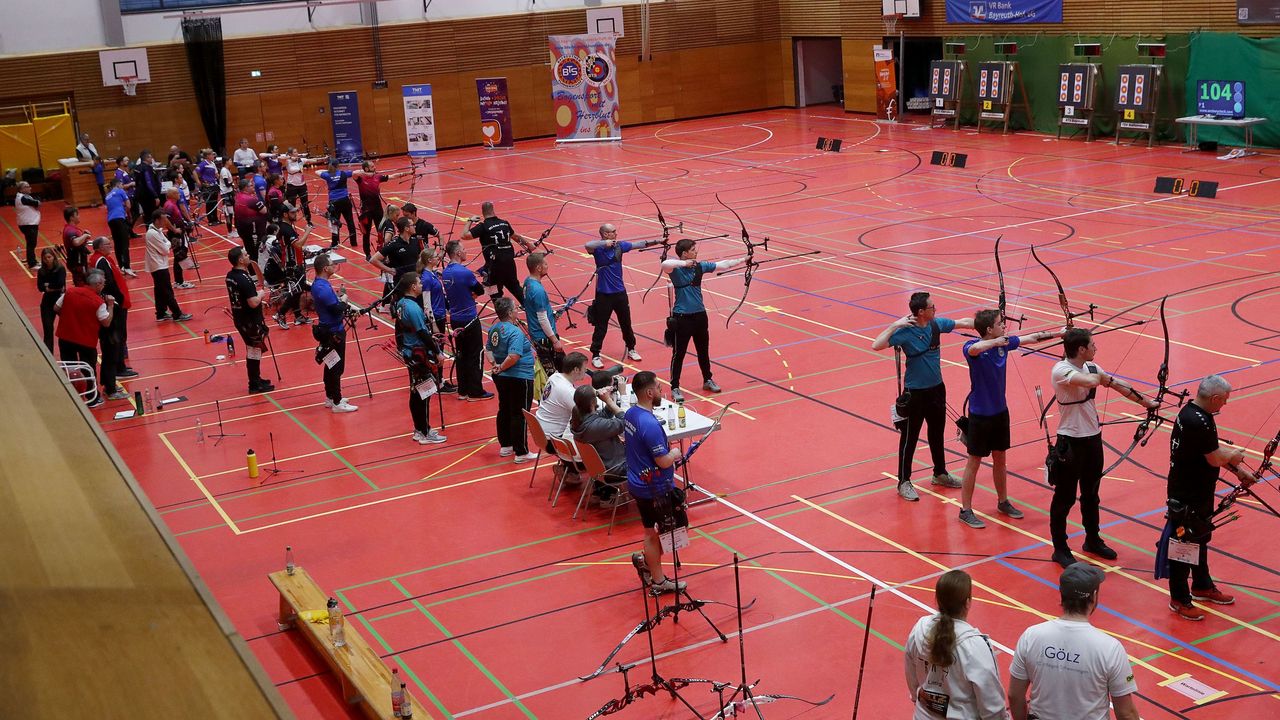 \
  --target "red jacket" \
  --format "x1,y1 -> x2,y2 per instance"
90,251 -> 132,311
55,286 -> 106,348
